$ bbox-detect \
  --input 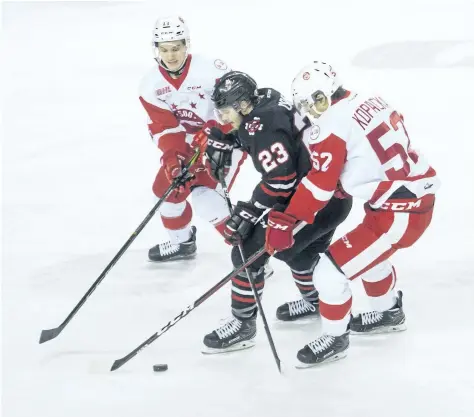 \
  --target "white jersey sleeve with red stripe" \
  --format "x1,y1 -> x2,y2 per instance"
286,90 -> 440,223
138,55 -> 230,154
285,123 -> 348,223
